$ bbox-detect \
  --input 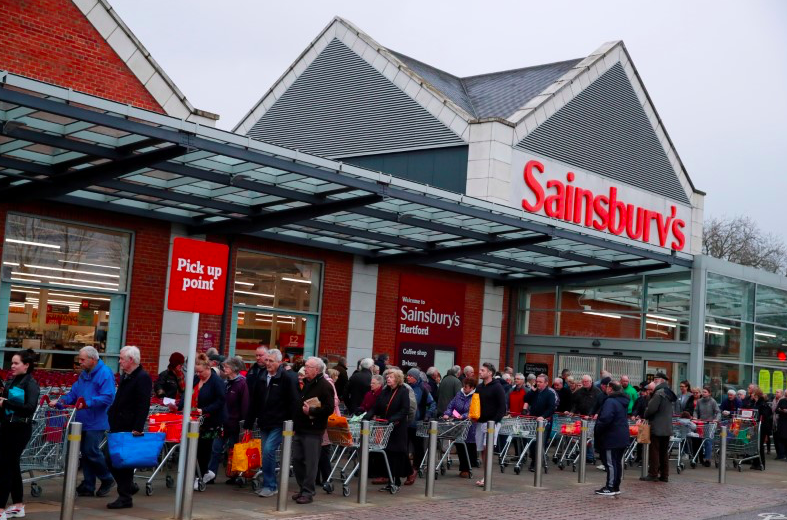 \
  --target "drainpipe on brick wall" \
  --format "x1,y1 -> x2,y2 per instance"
218,237 -> 235,356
